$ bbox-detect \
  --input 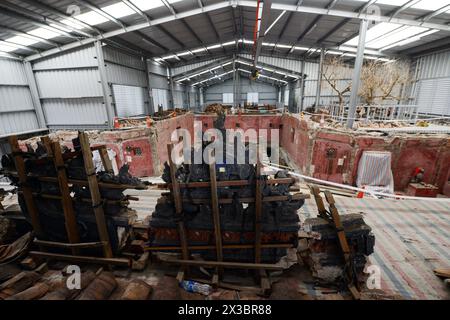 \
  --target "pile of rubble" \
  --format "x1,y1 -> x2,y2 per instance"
300,213 -> 375,285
